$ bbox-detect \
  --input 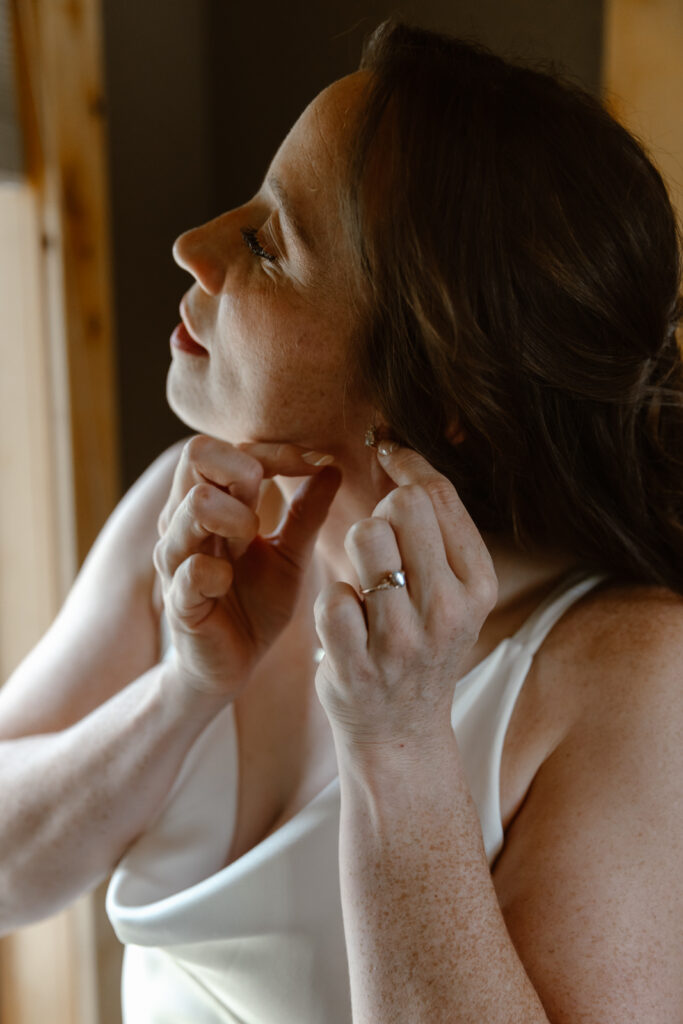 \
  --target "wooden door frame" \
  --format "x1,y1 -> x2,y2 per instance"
0,0 -> 119,1021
